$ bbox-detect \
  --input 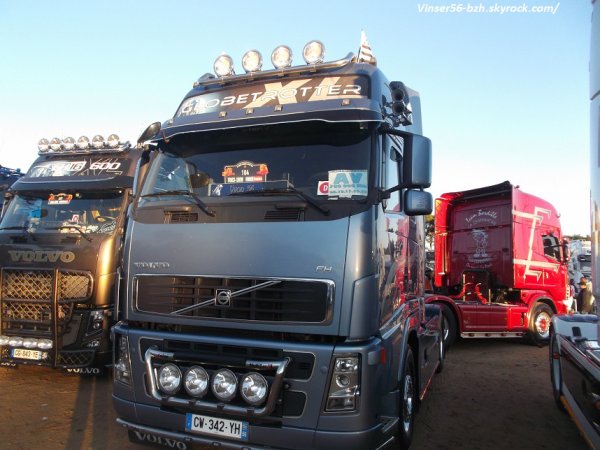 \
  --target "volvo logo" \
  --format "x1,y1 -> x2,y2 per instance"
133,262 -> 170,269
8,250 -> 75,263
215,289 -> 232,307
